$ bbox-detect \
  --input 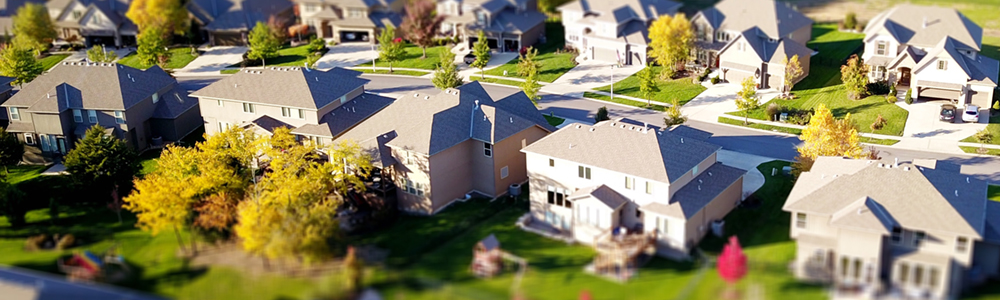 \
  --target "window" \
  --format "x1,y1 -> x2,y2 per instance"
72,11 -> 81,19
404,179 -> 425,196
938,60 -> 947,70
500,166 -> 508,179
546,186 -> 569,208
692,165 -> 699,175
243,103 -> 255,113
796,212 -> 807,228
114,111 -> 125,124
282,107 -> 291,117
655,216 -> 668,234
24,133 -> 33,145
578,166 -> 591,179
913,231 -> 926,247
841,257 -> 850,278
483,142 -> 492,157
914,265 -> 924,286
88,110 -> 97,123
898,263 -> 909,283
929,267 -> 939,288
636,209 -> 642,218
890,226 -> 902,243
877,41 -> 887,55
217,99 -> 224,106
73,109 -> 83,123
625,177 -> 634,190
957,237 -> 969,252
8,107 -> 19,120
853,258 -> 862,280
298,109 -> 305,119
645,181 -> 653,194
304,4 -> 317,12
218,121 -> 230,132
549,158 -> 555,167
152,92 -> 159,104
